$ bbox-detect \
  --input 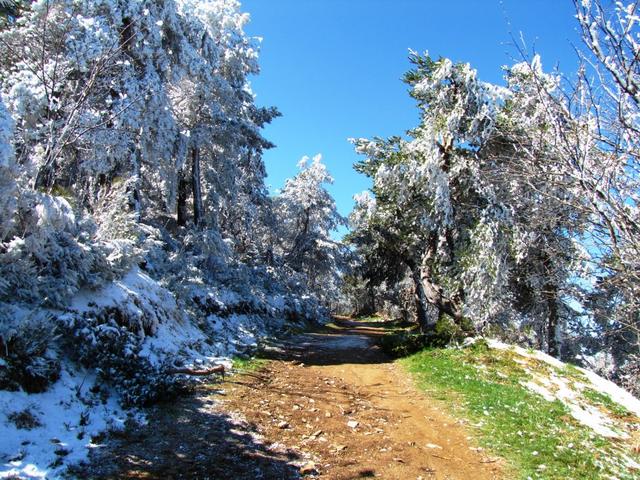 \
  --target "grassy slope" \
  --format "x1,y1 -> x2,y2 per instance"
400,342 -> 640,479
